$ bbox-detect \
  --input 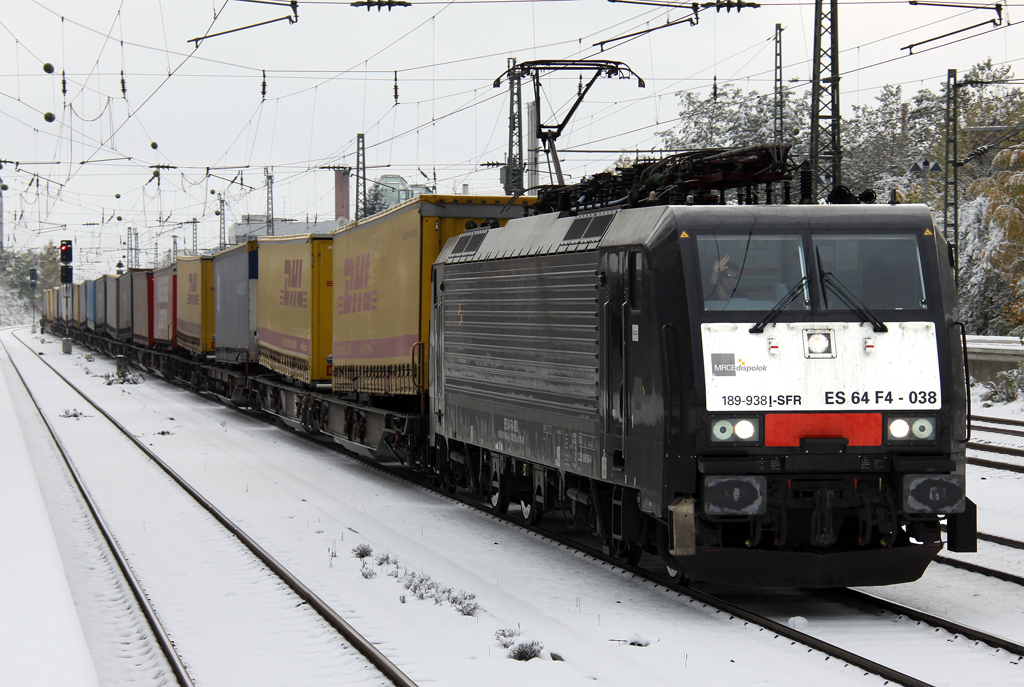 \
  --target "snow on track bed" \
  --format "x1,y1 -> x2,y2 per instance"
15,332 -> 910,686
2,330 -> 391,687
709,585 -> 1024,687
